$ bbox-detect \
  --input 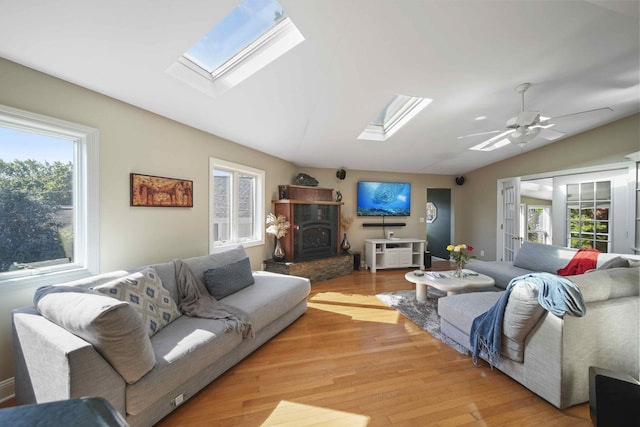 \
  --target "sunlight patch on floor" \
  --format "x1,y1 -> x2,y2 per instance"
308,292 -> 401,324
261,400 -> 370,426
